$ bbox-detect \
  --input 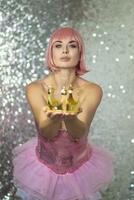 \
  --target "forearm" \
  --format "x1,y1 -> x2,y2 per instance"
64,116 -> 88,139
39,118 -> 62,140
